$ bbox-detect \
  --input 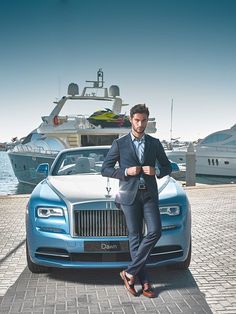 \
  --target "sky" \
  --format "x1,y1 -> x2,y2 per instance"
0,0 -> 235,143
